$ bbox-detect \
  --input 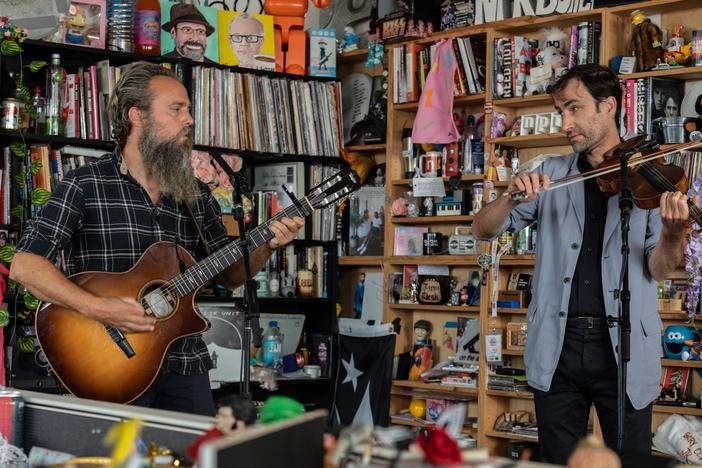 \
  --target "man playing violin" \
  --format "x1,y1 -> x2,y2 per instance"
473,63 -> 696,464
